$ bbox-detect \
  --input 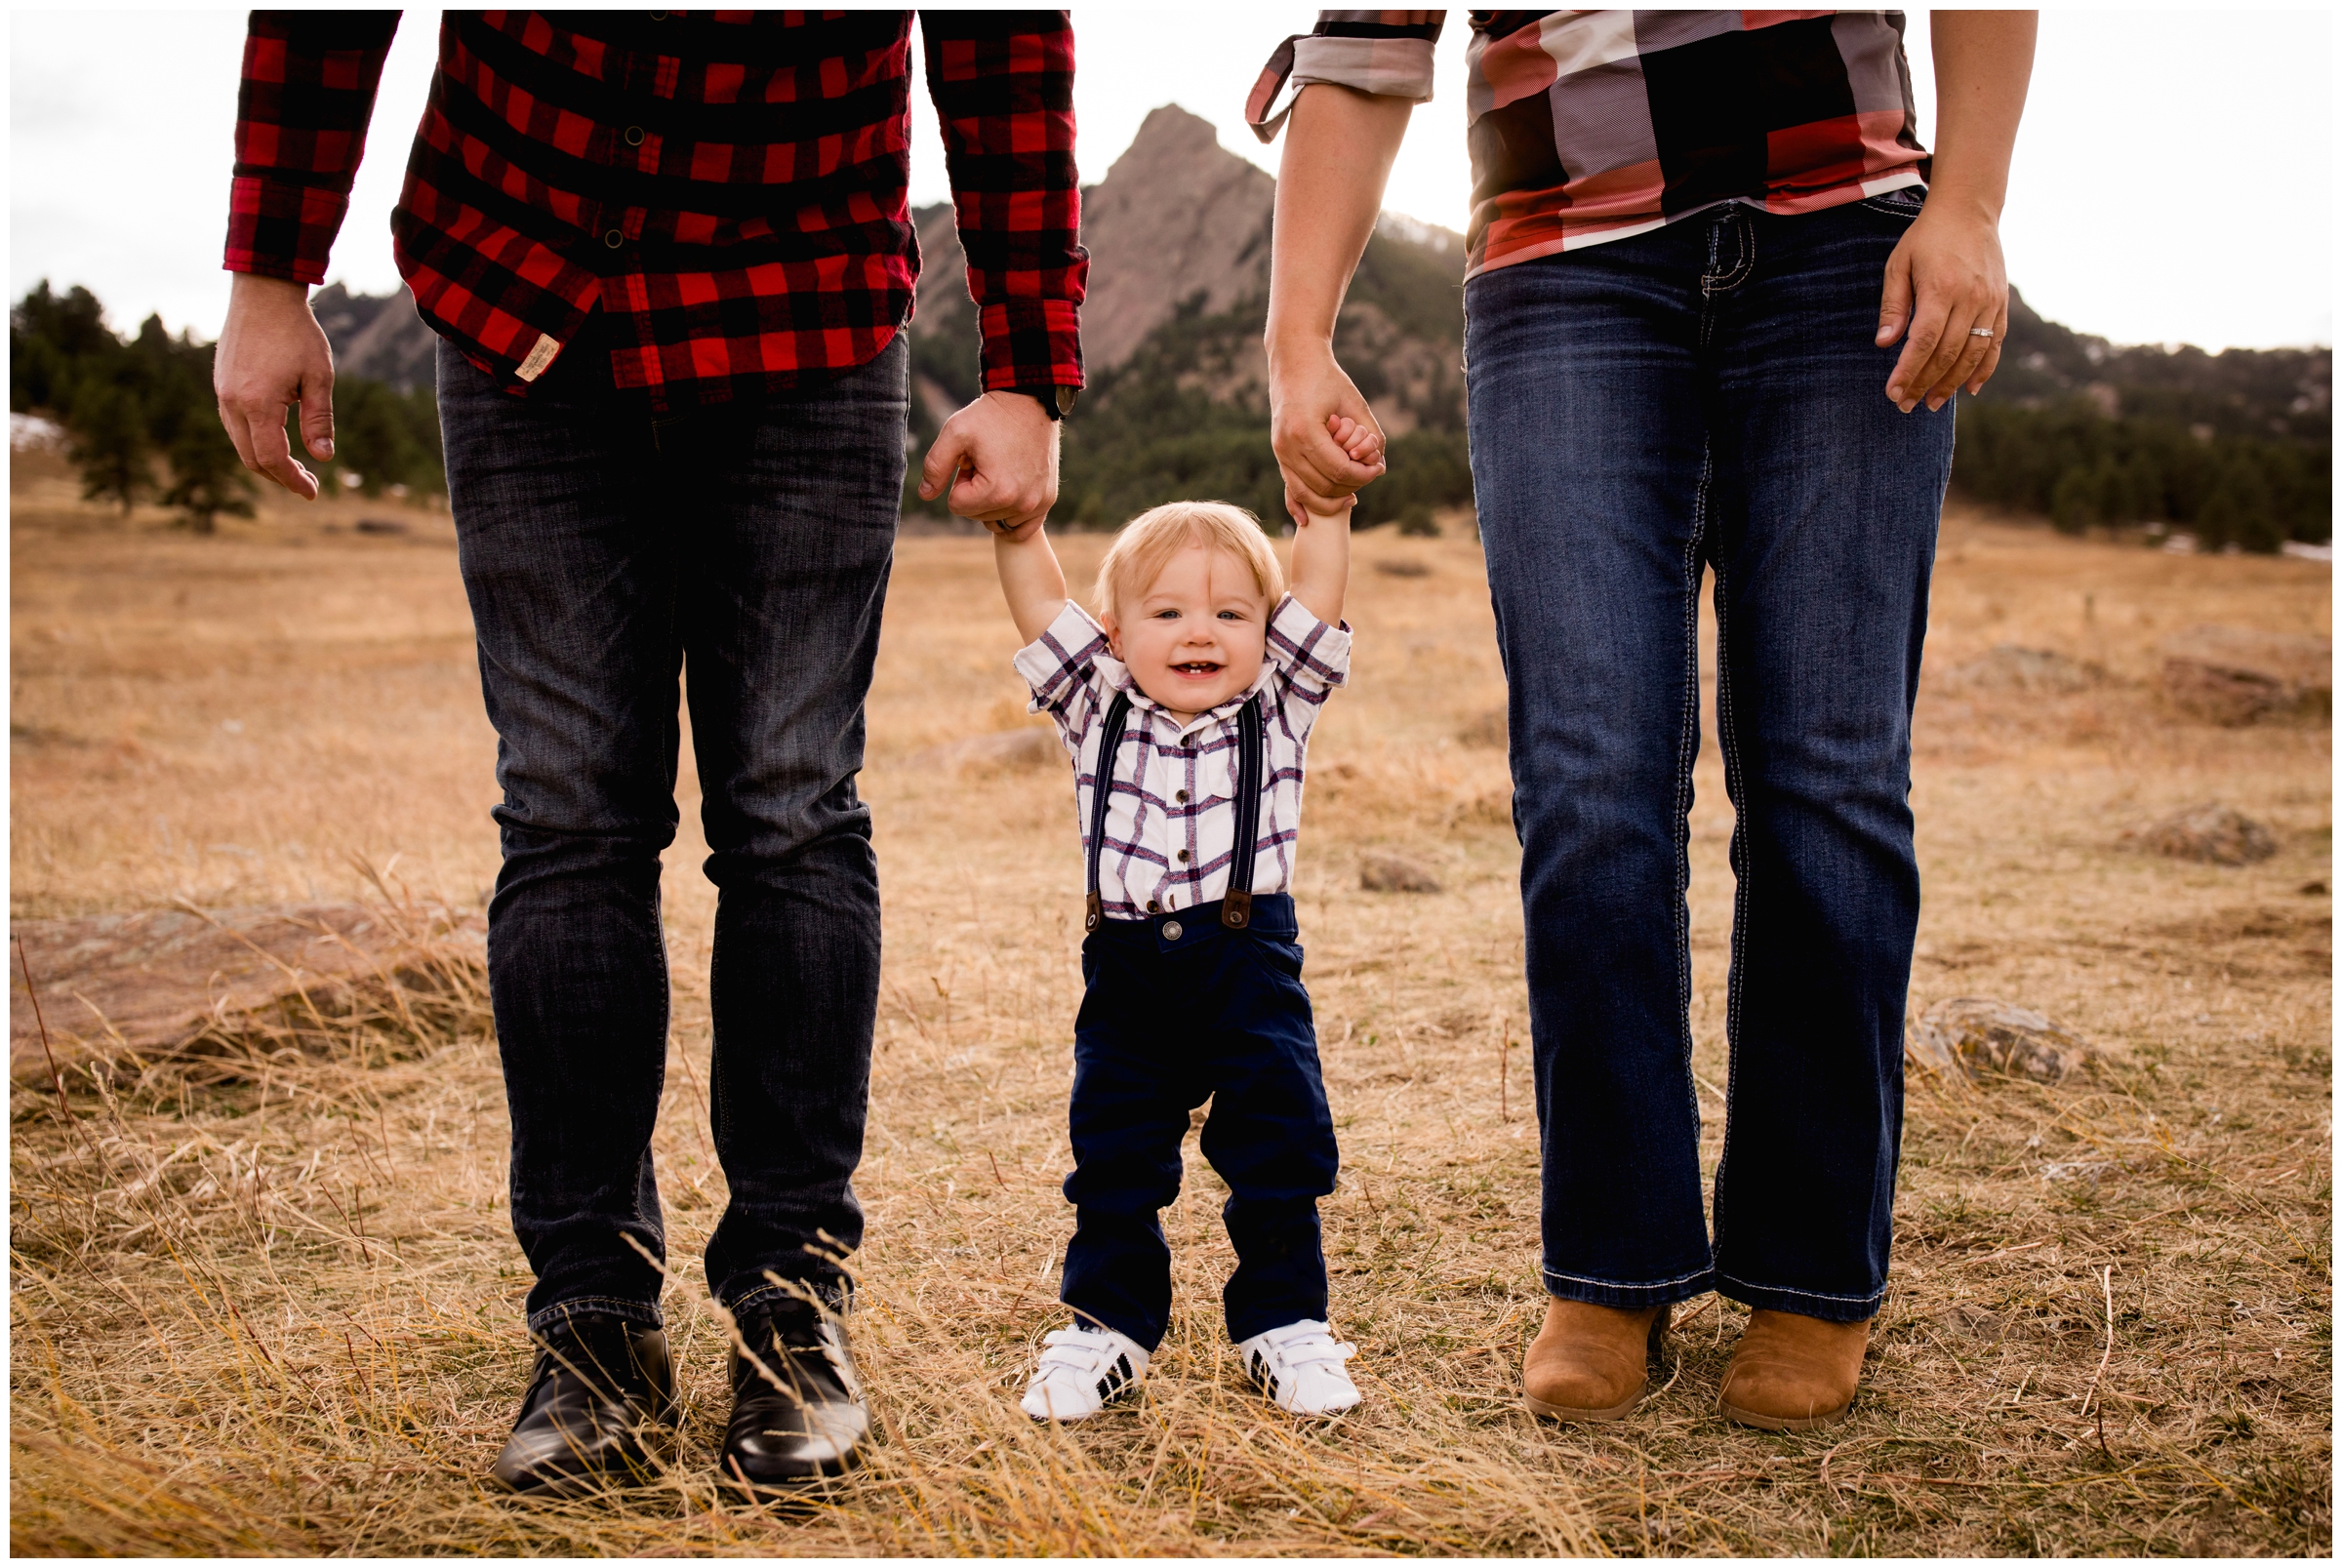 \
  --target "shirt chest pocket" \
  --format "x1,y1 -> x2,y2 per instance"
1154,736 -> 1238,817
